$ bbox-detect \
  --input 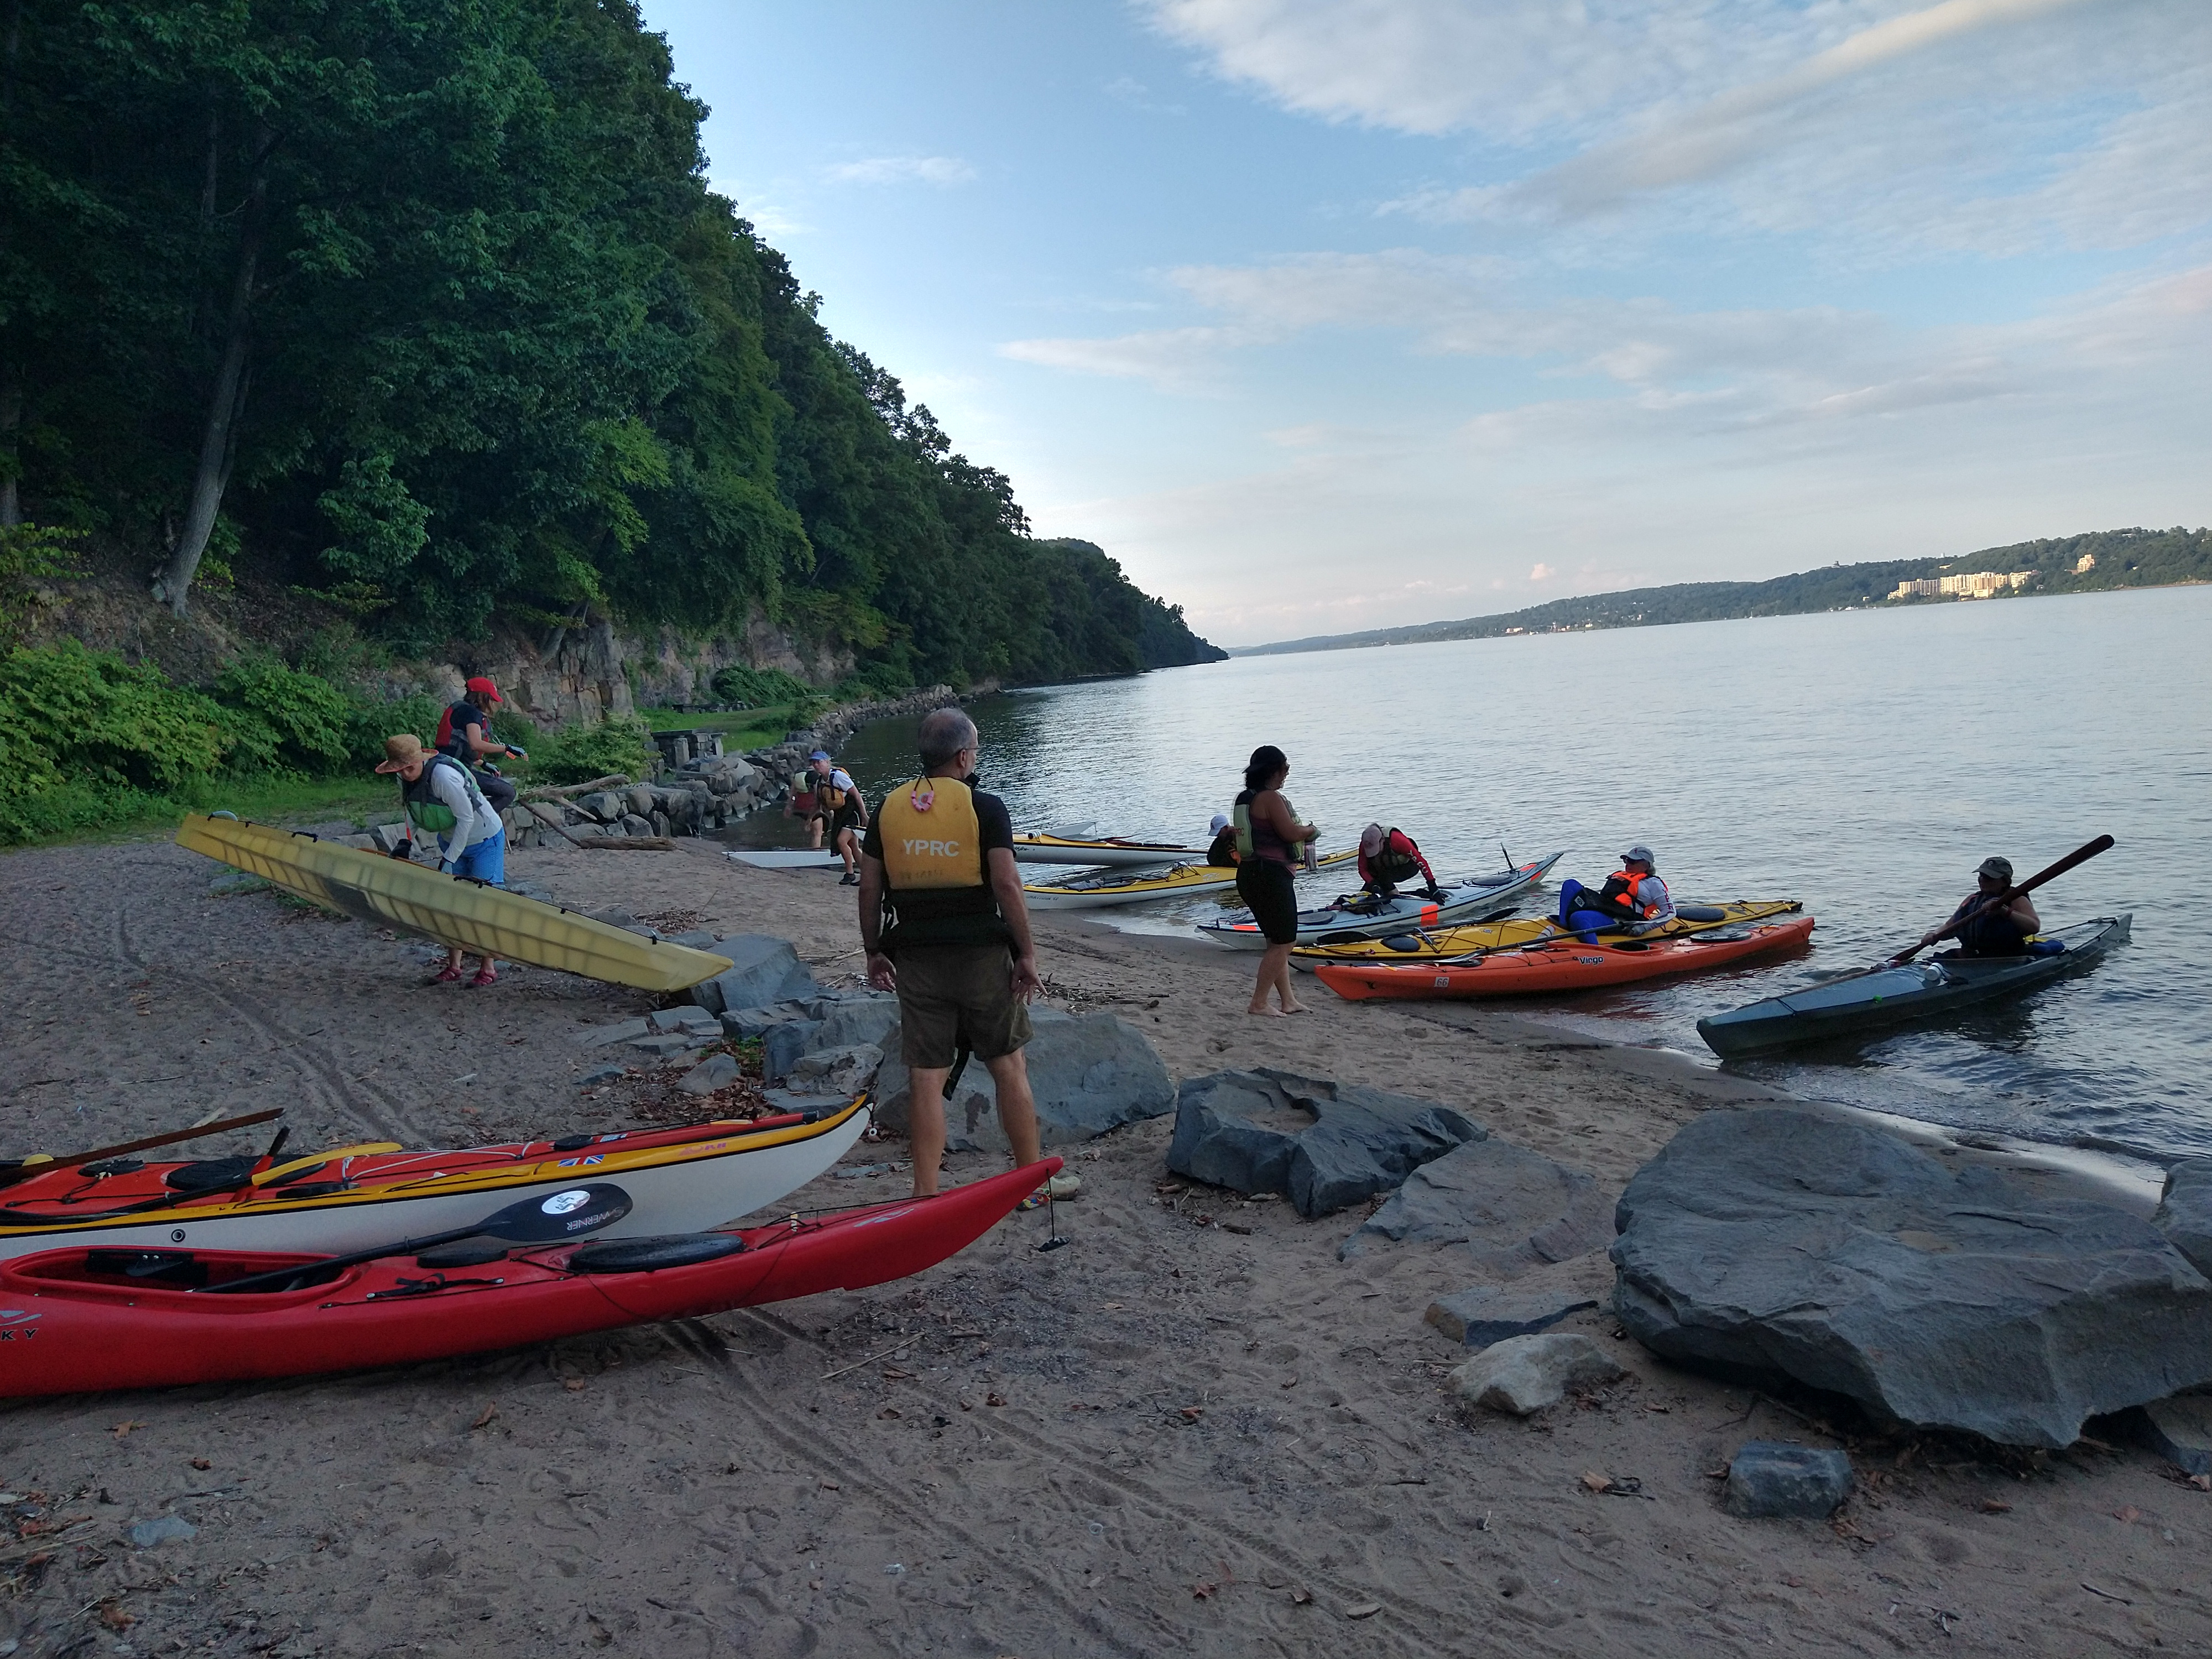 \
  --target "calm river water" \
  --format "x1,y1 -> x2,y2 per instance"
731,586 -> 2212,1163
